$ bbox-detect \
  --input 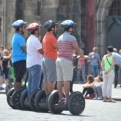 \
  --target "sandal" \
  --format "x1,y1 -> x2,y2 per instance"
103,99 -> 107,102
107,100 -> 116,103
